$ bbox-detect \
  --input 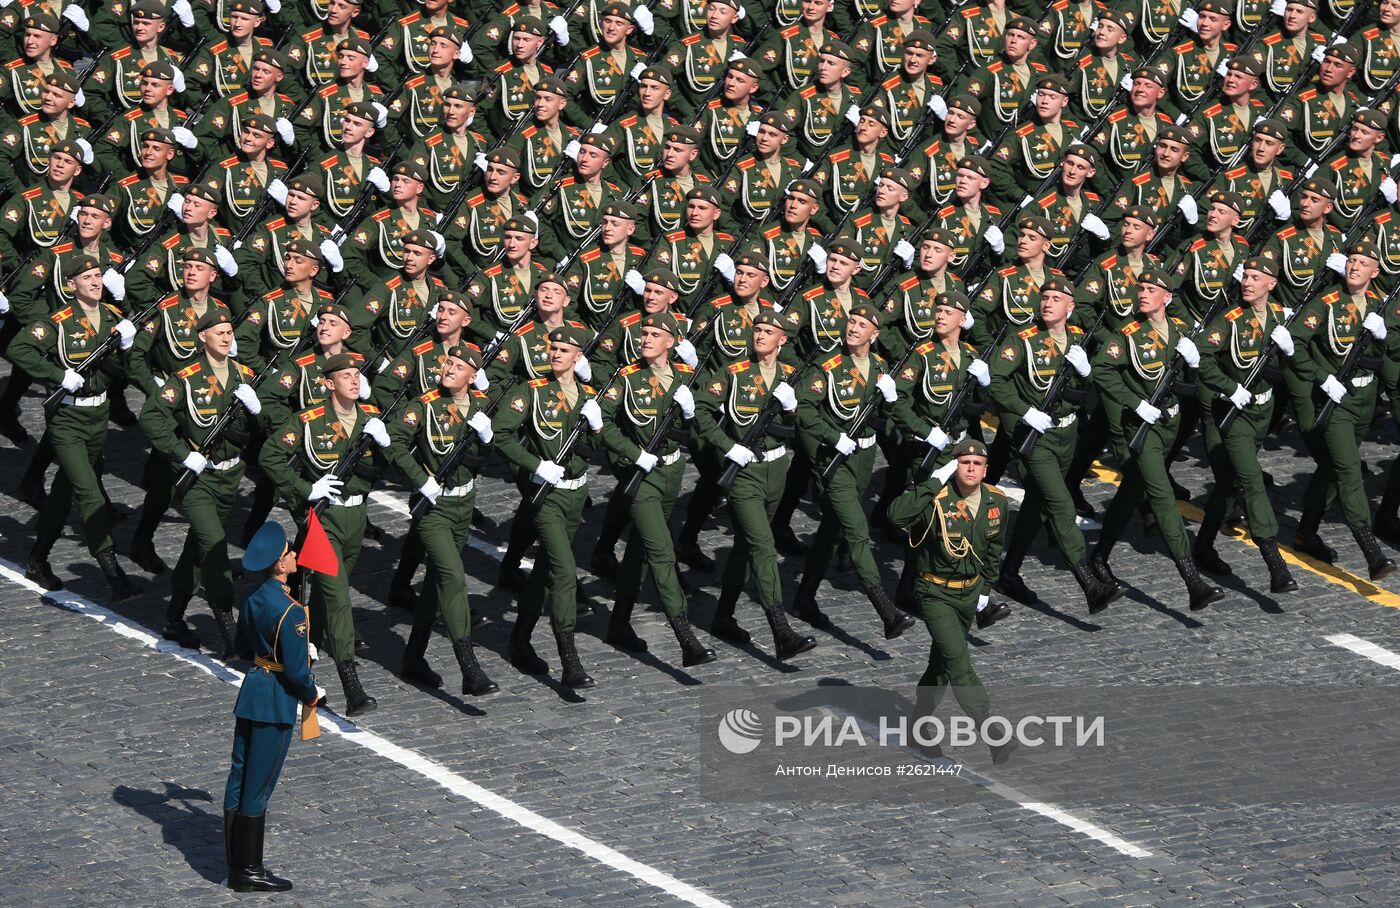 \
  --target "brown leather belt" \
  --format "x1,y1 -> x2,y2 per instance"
921,572 -> 980,590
